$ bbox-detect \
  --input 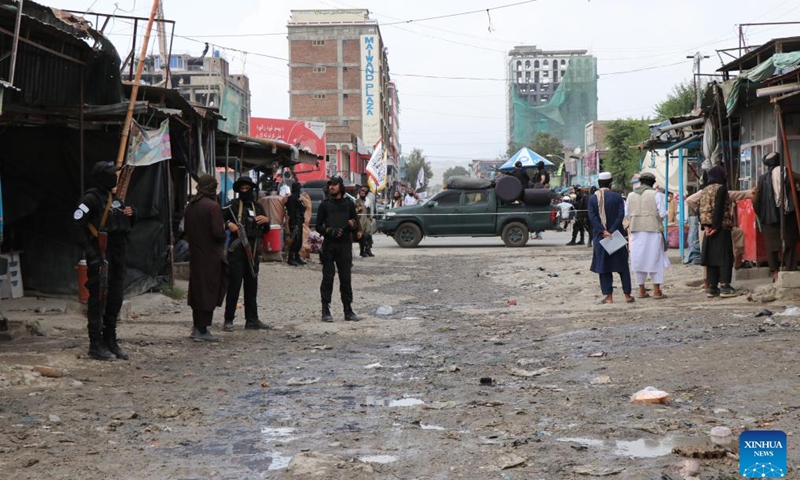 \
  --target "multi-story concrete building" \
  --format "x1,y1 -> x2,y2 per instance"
141,53 -> 251,135
506,45 -> 597,152
287,9 -> 399,184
